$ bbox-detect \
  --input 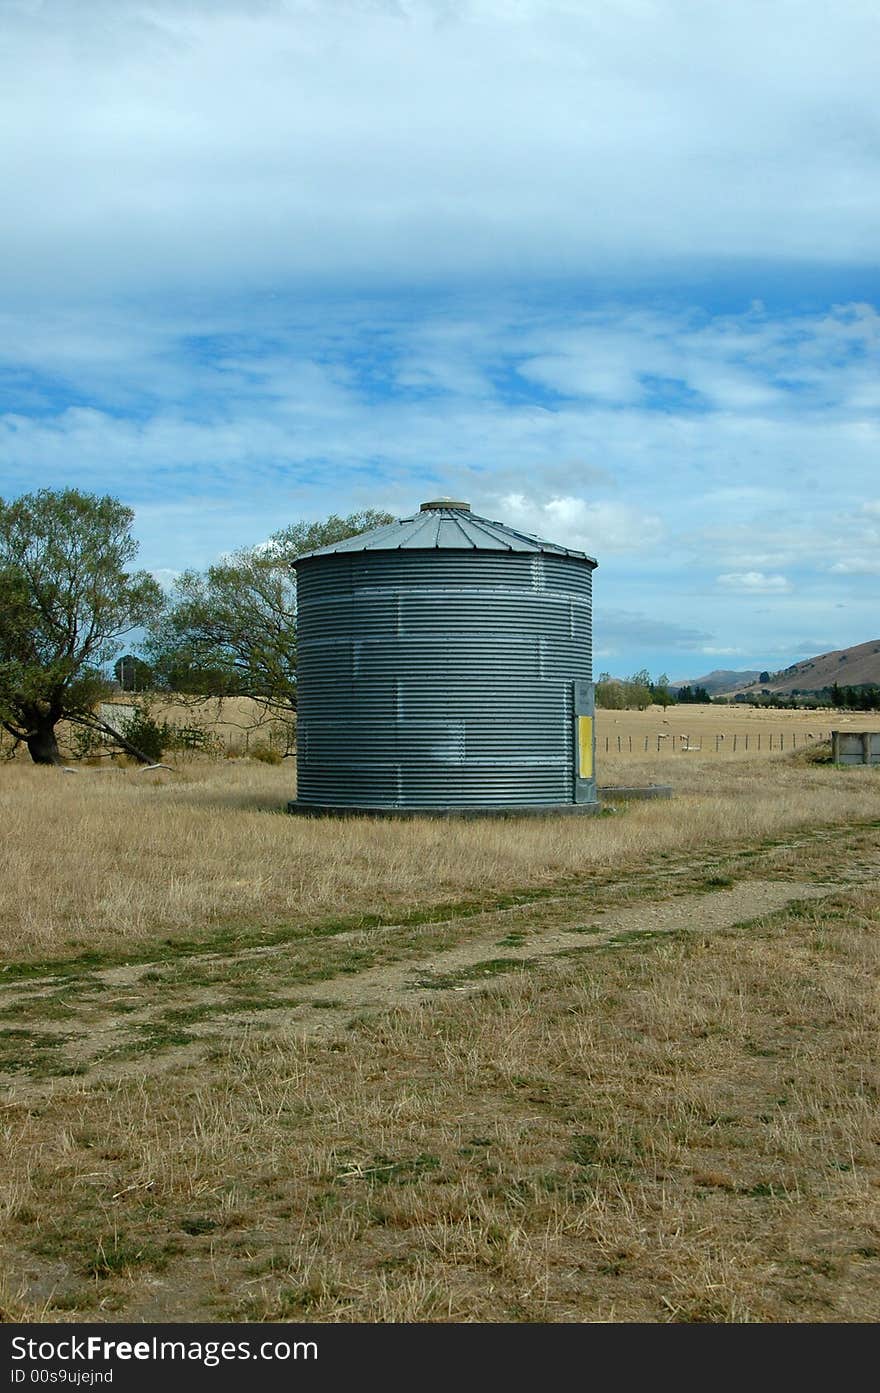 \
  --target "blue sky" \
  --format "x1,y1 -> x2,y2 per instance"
2,0 -> 879,680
